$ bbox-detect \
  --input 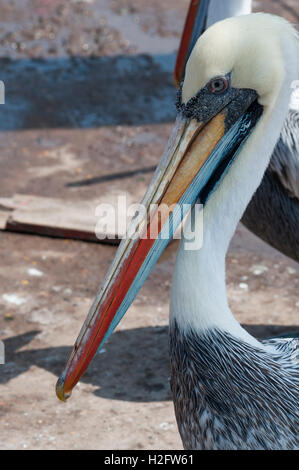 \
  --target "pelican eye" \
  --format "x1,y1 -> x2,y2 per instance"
208,76 -> 229,94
